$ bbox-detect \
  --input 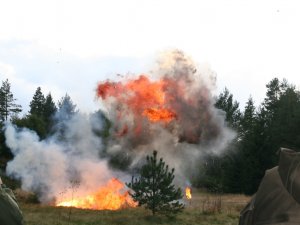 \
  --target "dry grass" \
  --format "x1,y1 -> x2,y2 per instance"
189,190 -> 250,214
18,190 -> 250,225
